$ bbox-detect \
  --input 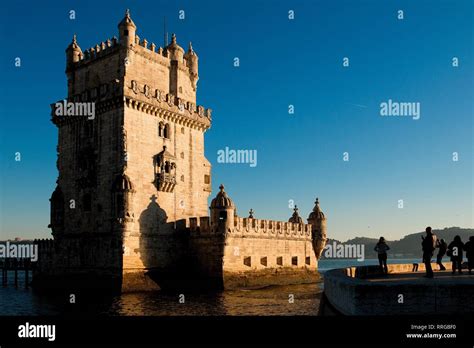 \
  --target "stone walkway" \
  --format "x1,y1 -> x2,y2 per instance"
366,270 -> 474,283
